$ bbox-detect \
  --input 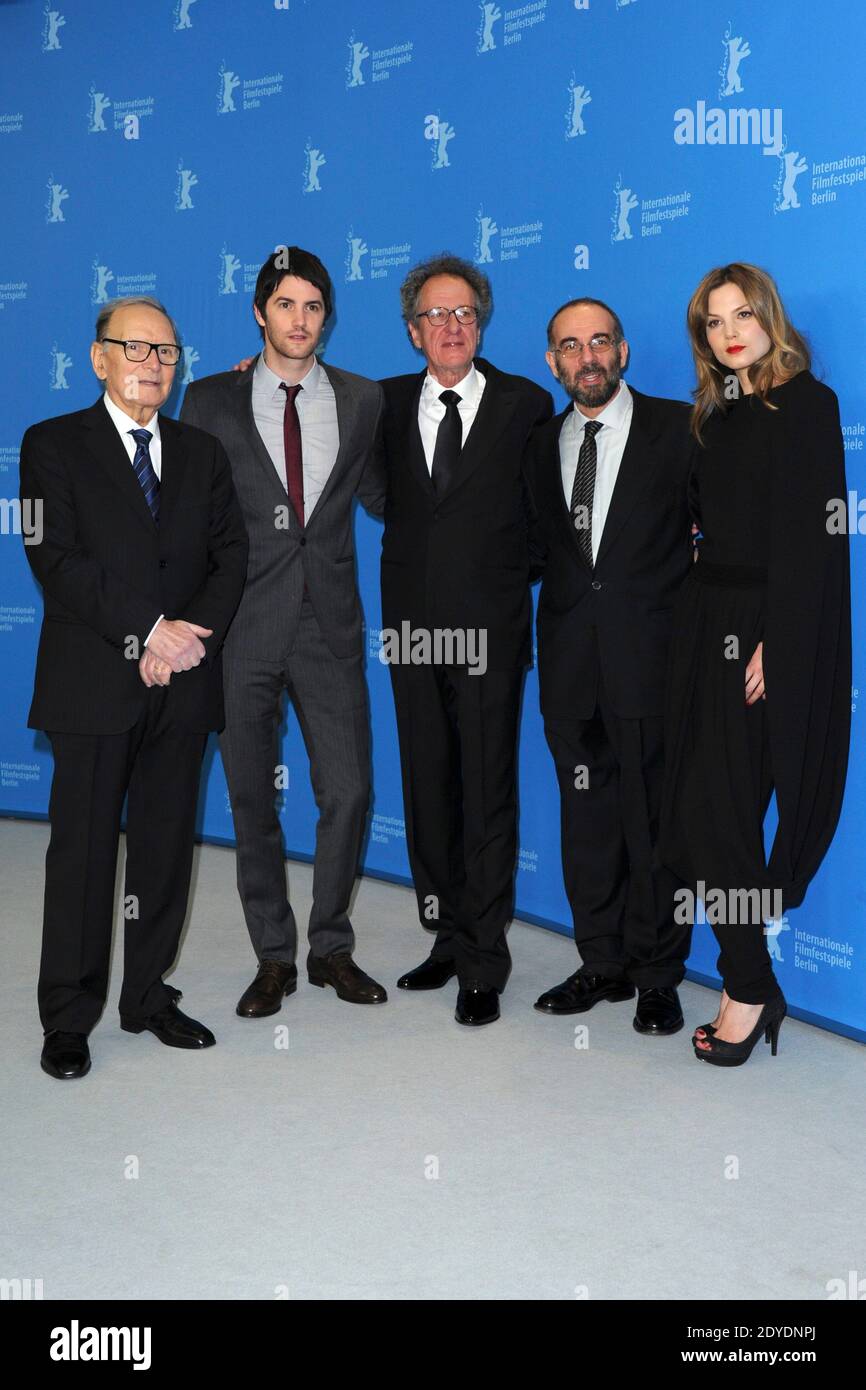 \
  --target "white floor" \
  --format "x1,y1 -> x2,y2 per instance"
2,818 -> 864,1301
